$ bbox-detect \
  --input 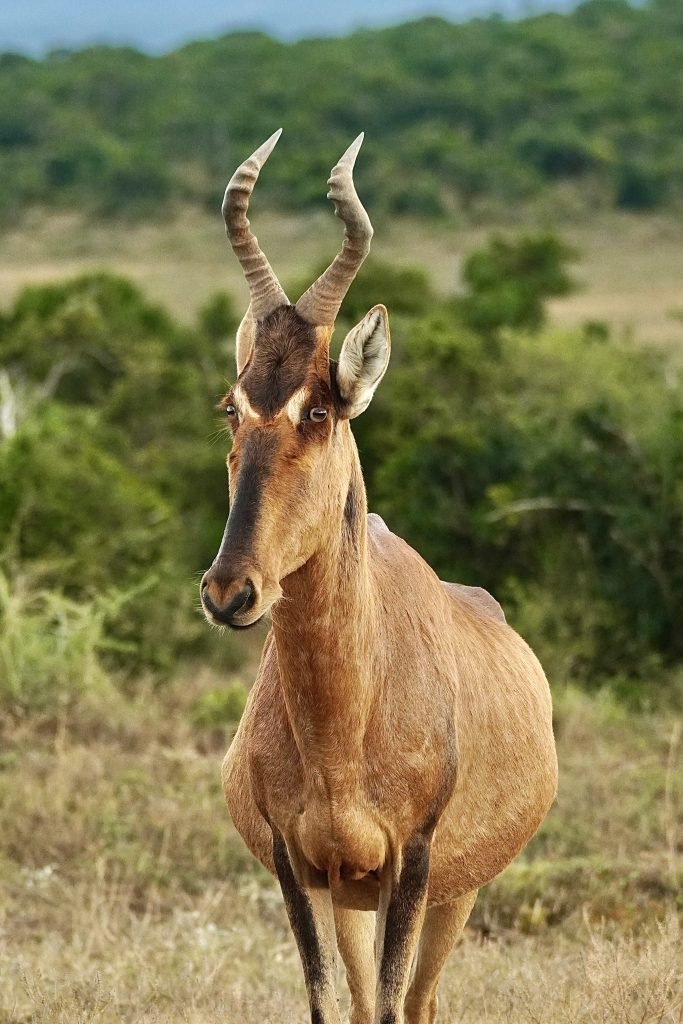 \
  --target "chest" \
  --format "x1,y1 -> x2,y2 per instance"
245,643 -> 458,843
